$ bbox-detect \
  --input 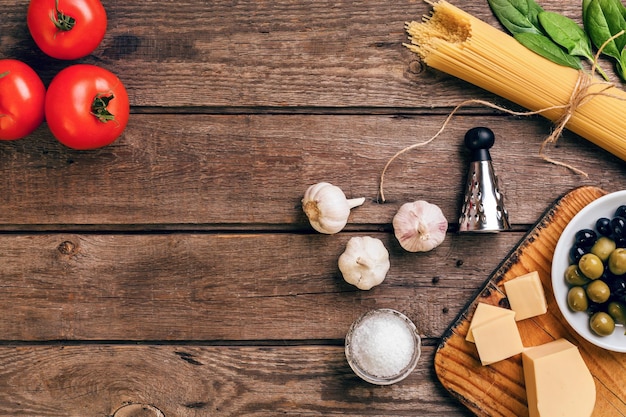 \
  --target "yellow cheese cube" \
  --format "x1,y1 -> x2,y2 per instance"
504,271 -> 547,321
522,339 -> 596,417
466,302 -> 515,343
472,313 -> 524,365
